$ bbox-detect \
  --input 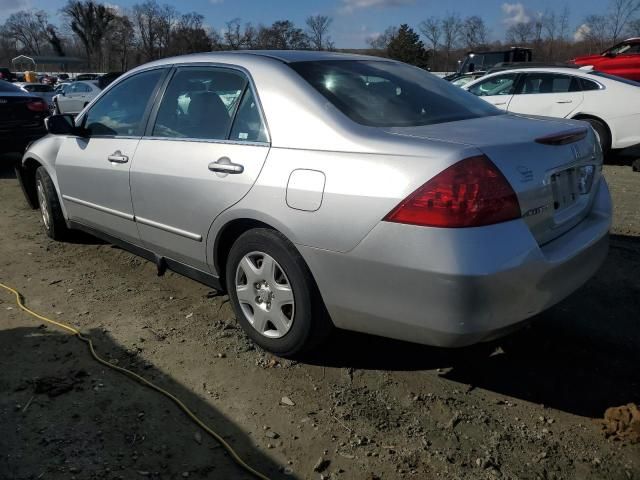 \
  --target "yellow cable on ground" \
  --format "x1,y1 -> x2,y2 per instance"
0,282 -> 272,480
